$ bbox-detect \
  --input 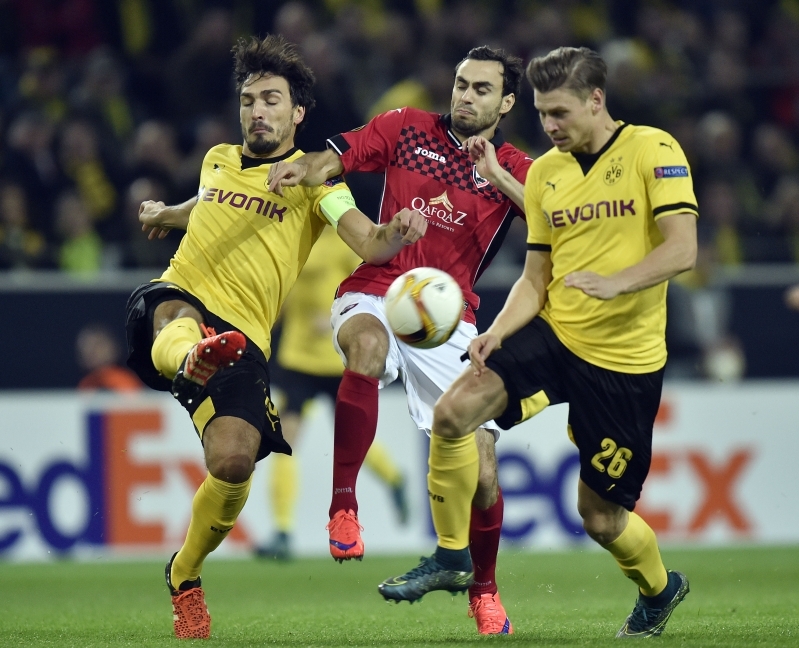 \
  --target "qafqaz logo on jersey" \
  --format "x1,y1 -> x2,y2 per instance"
411,191 -> 467,231
473,166 -> 489,189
